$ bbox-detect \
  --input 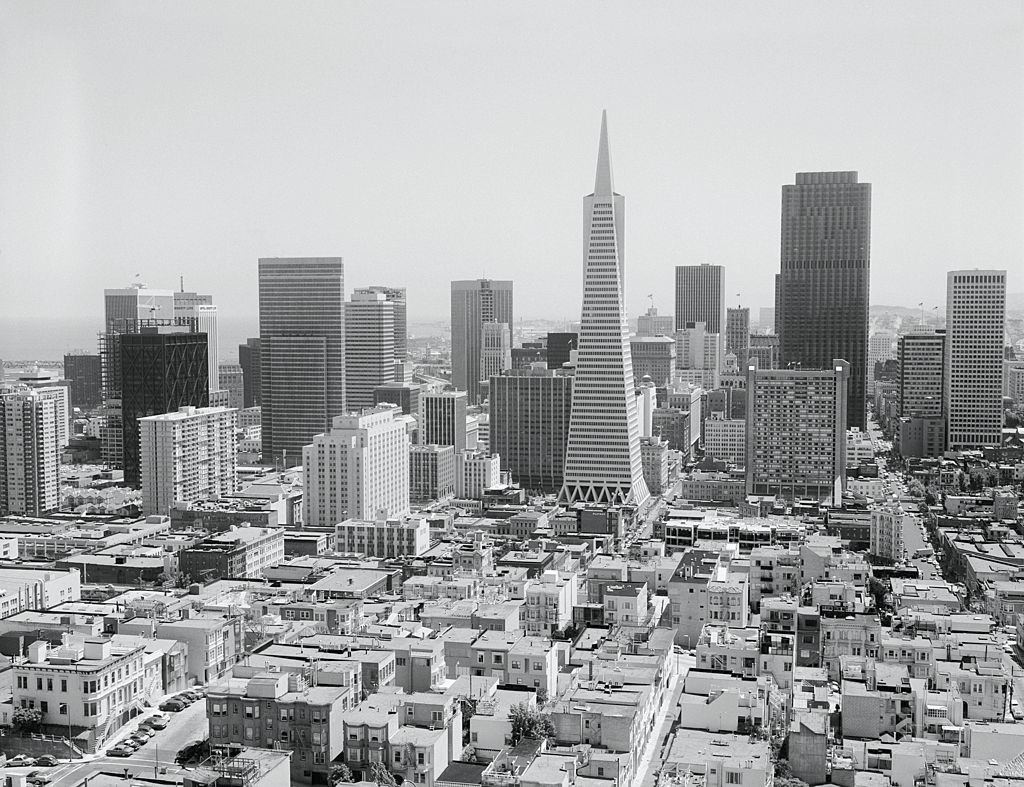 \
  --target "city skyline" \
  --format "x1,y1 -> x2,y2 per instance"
1,2 -> 1021,360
